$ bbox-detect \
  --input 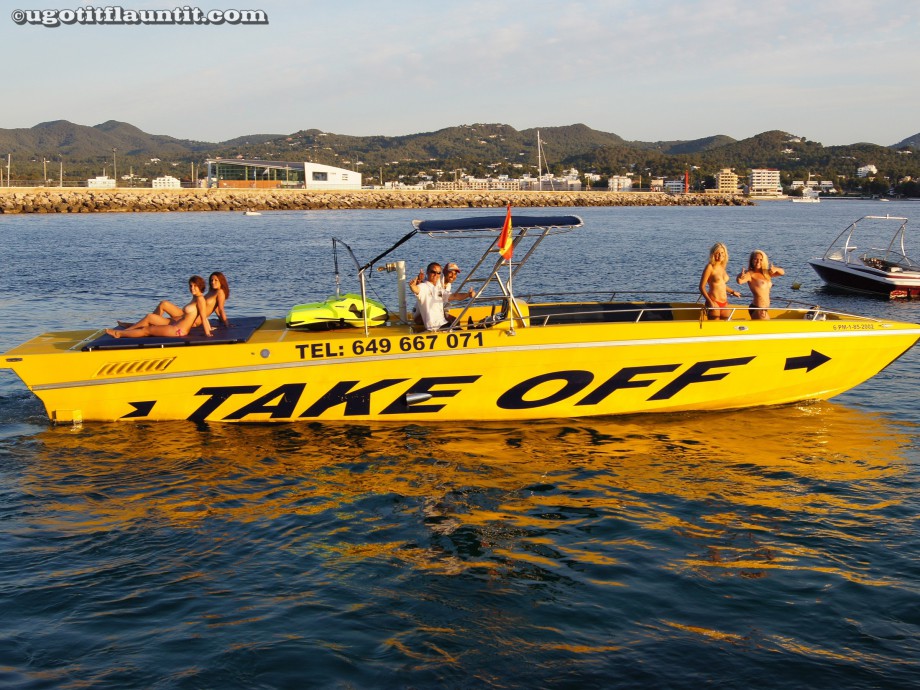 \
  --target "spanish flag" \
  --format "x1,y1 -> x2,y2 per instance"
498,204 -> 513,260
